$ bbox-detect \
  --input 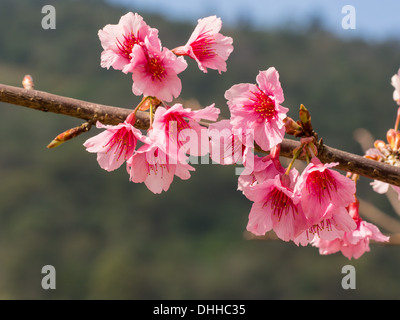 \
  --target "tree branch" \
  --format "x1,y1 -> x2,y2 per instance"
1,83 -> 400,187
0,83 -> 149,129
